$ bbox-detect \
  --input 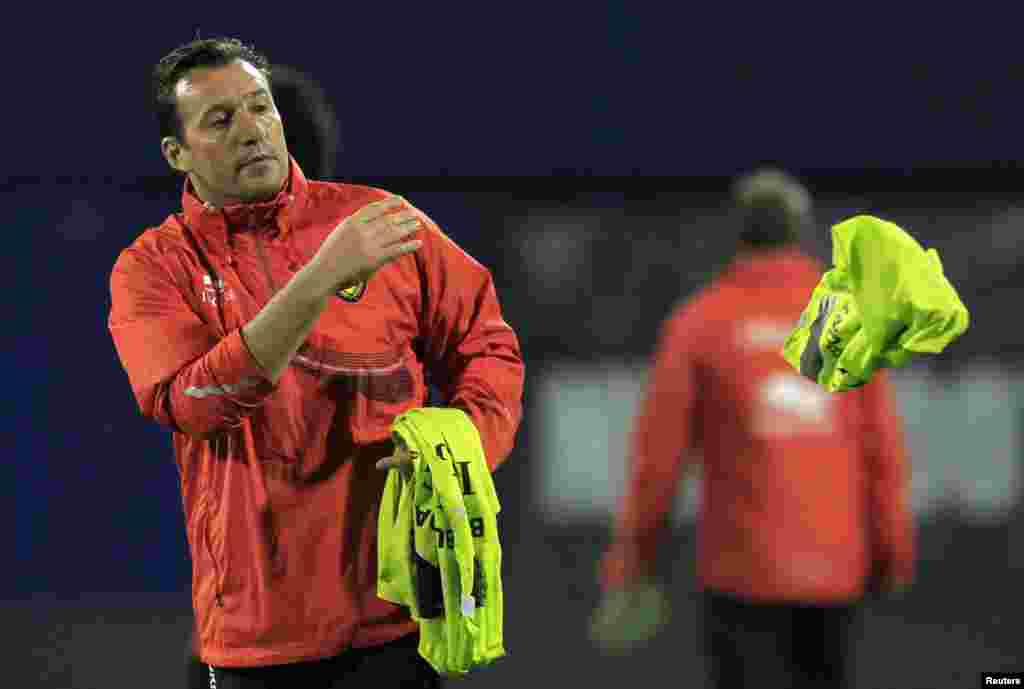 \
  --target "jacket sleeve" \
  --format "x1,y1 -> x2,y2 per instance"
858,369 -> 916,584
600,306 -> 700,589
108,245 -> 275,437
416,220 -> 524,471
